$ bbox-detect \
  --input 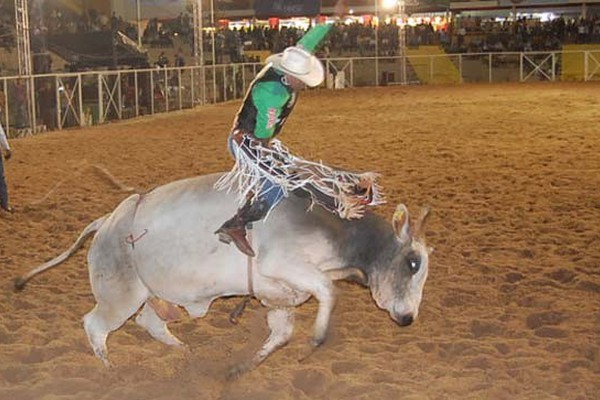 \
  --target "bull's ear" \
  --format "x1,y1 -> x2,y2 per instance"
392,204 -> 411,244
